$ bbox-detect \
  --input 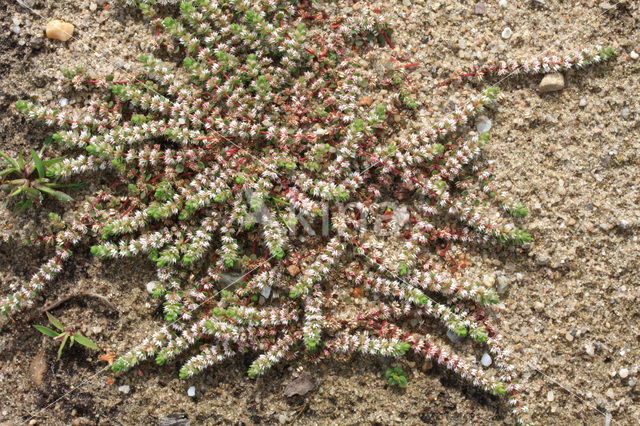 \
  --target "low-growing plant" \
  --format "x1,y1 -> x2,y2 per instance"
0,146 -> 81,213
34,312 -> 99,359
1,0 -> 615,423
386,365 -> 408,388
